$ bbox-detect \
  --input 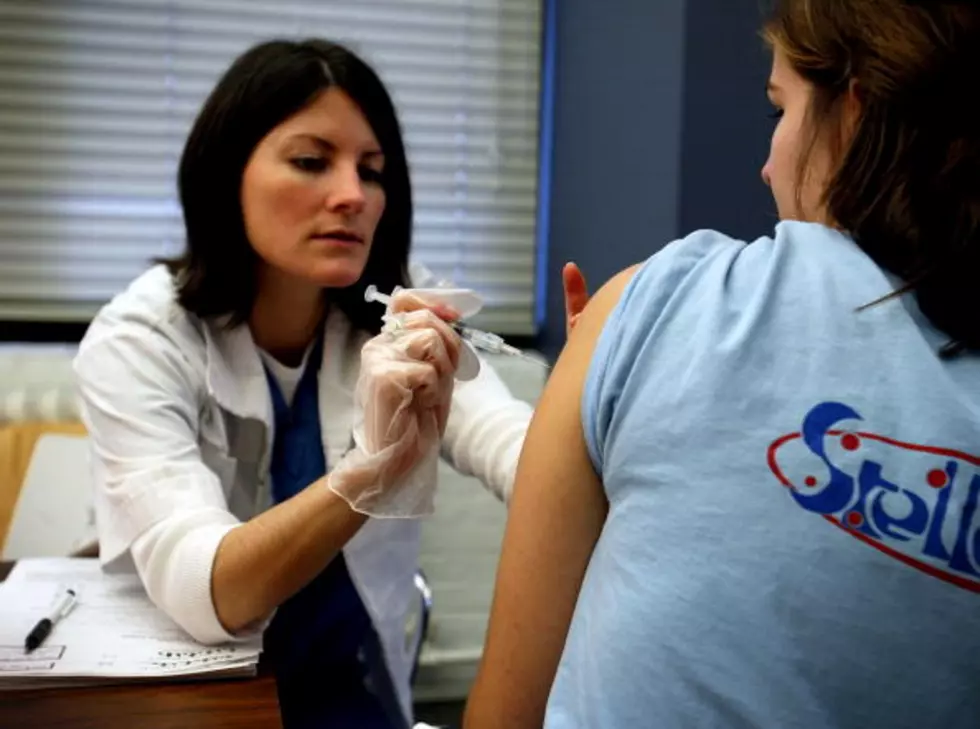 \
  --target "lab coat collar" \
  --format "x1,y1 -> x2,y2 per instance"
202,316 -> 268,422
318,307 -> 363,468
201,307 -> 363,442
